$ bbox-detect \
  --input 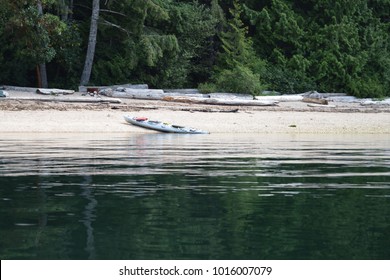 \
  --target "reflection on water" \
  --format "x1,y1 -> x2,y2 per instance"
0,133 -> 389,259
